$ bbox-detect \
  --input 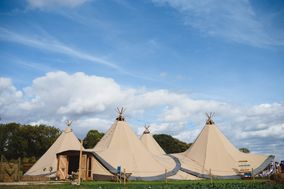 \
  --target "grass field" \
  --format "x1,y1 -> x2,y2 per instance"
0,179 -> 283,189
